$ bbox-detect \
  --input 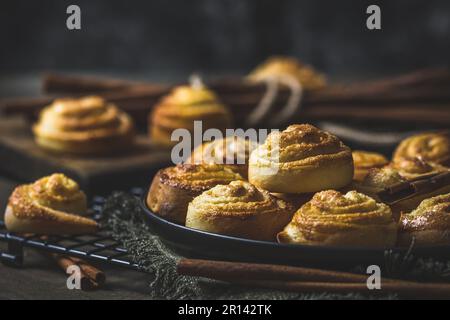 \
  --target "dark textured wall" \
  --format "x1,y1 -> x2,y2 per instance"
1,0 -> 449,79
